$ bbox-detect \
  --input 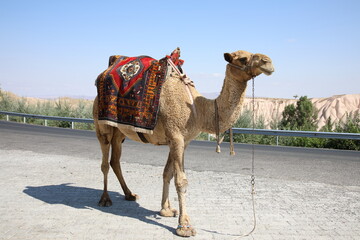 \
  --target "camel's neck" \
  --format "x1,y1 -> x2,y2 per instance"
196,66 -> 251,133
